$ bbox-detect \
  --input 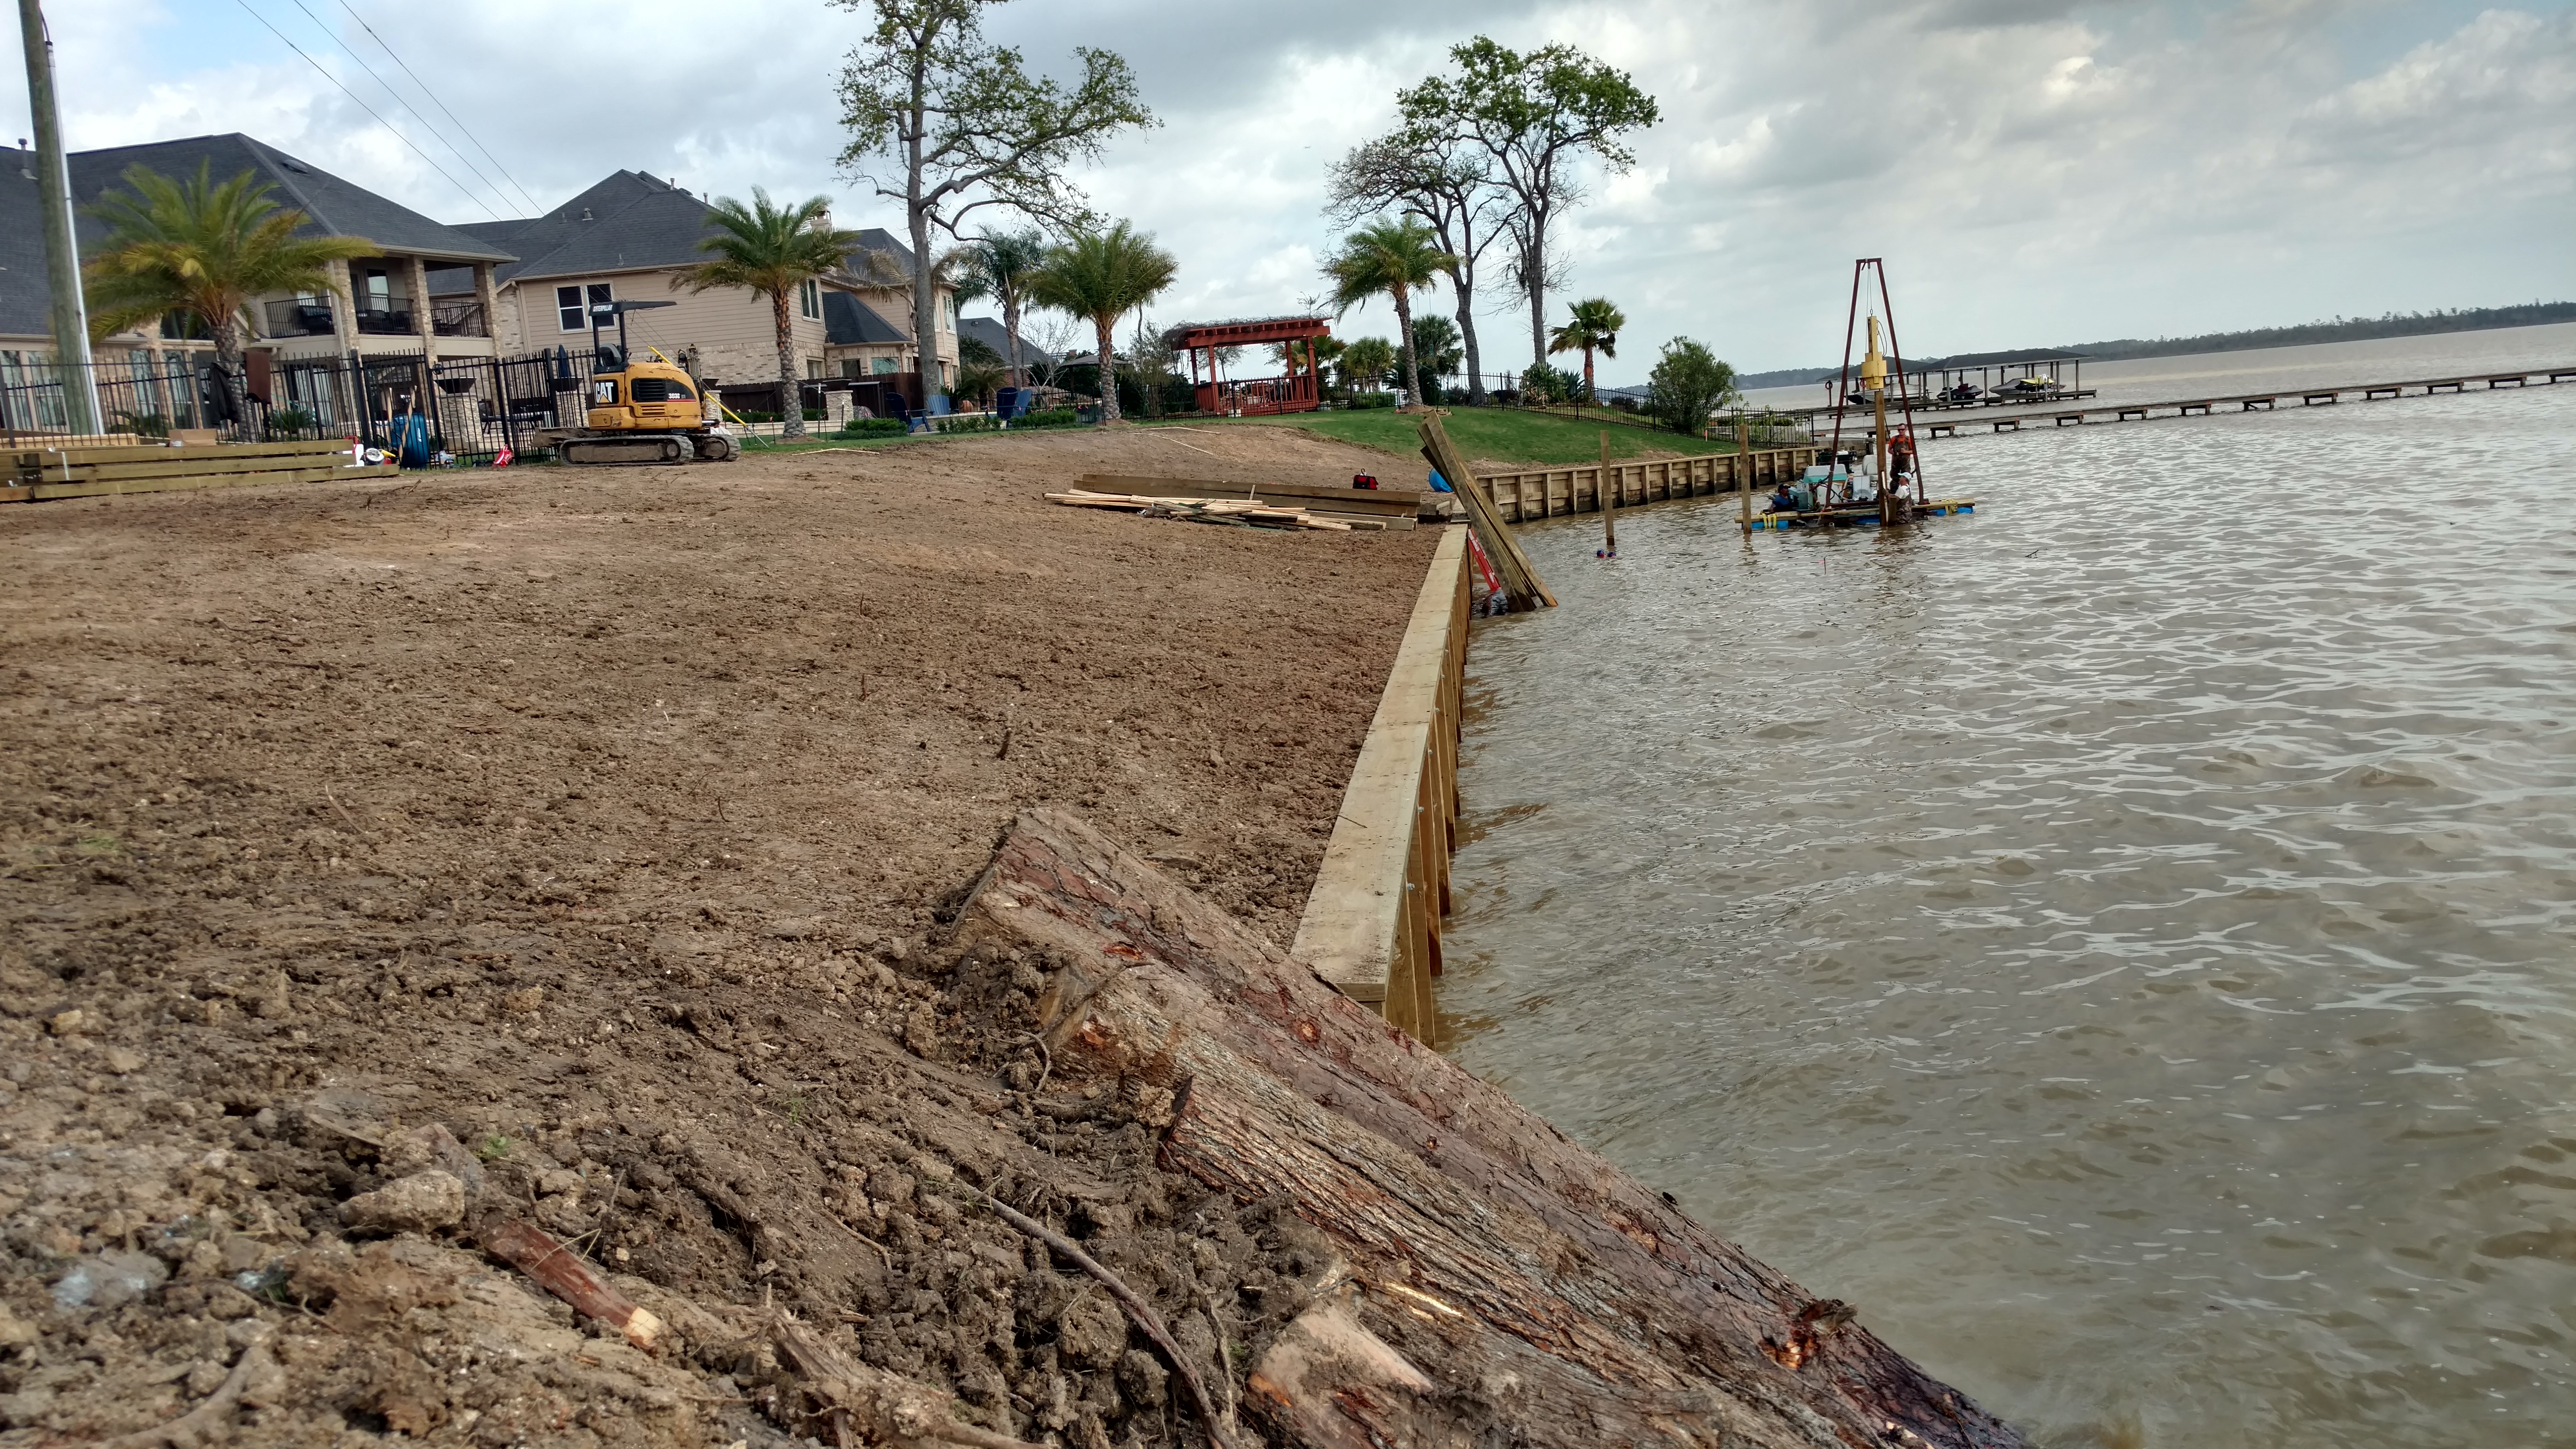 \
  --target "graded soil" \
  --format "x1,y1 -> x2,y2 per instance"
0,425 -> 1437,1448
